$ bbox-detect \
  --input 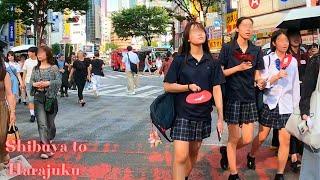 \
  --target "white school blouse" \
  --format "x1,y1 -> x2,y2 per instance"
261,52 -> 300,115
